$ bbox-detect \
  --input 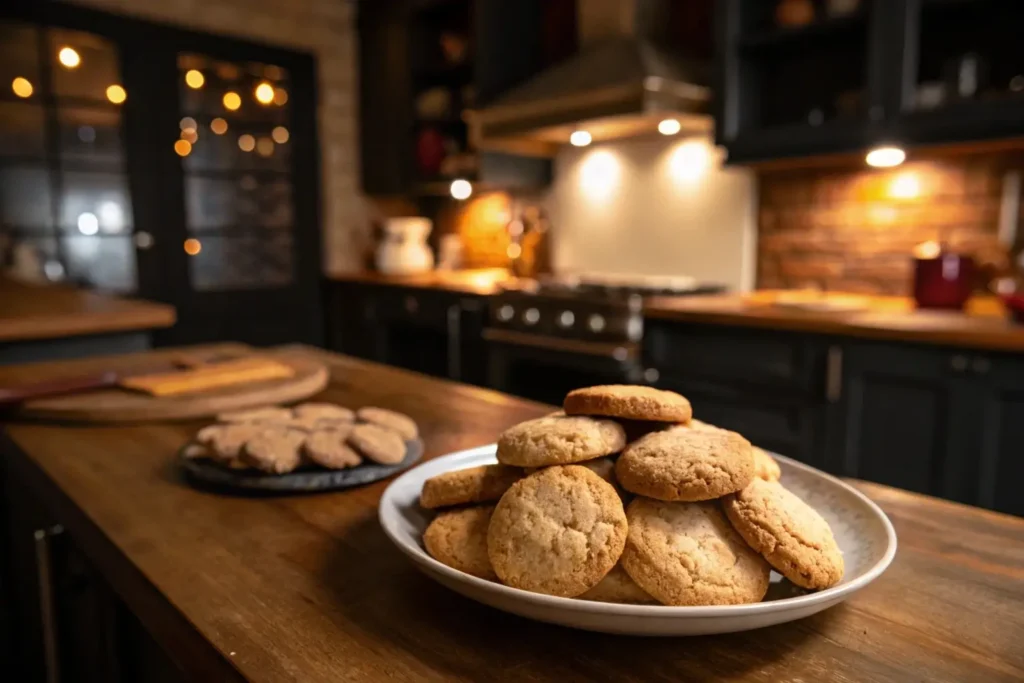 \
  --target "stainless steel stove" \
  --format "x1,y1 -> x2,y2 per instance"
483,274 -> 726,404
